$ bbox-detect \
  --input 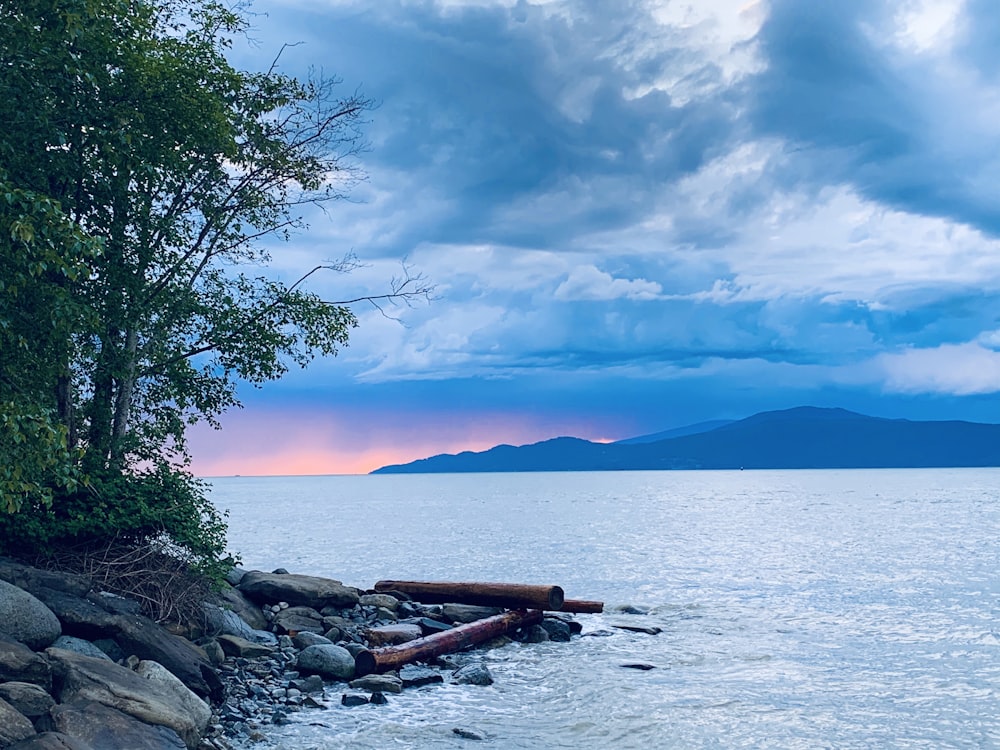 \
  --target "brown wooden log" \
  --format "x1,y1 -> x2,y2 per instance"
354,609 -> 543,676
373,580 -> 564,611
559,599 -> 604,614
